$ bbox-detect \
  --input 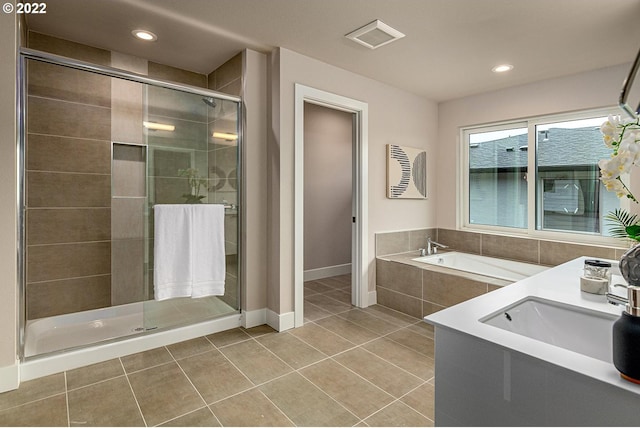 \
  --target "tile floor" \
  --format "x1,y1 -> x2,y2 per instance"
0,274 -> 435,427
